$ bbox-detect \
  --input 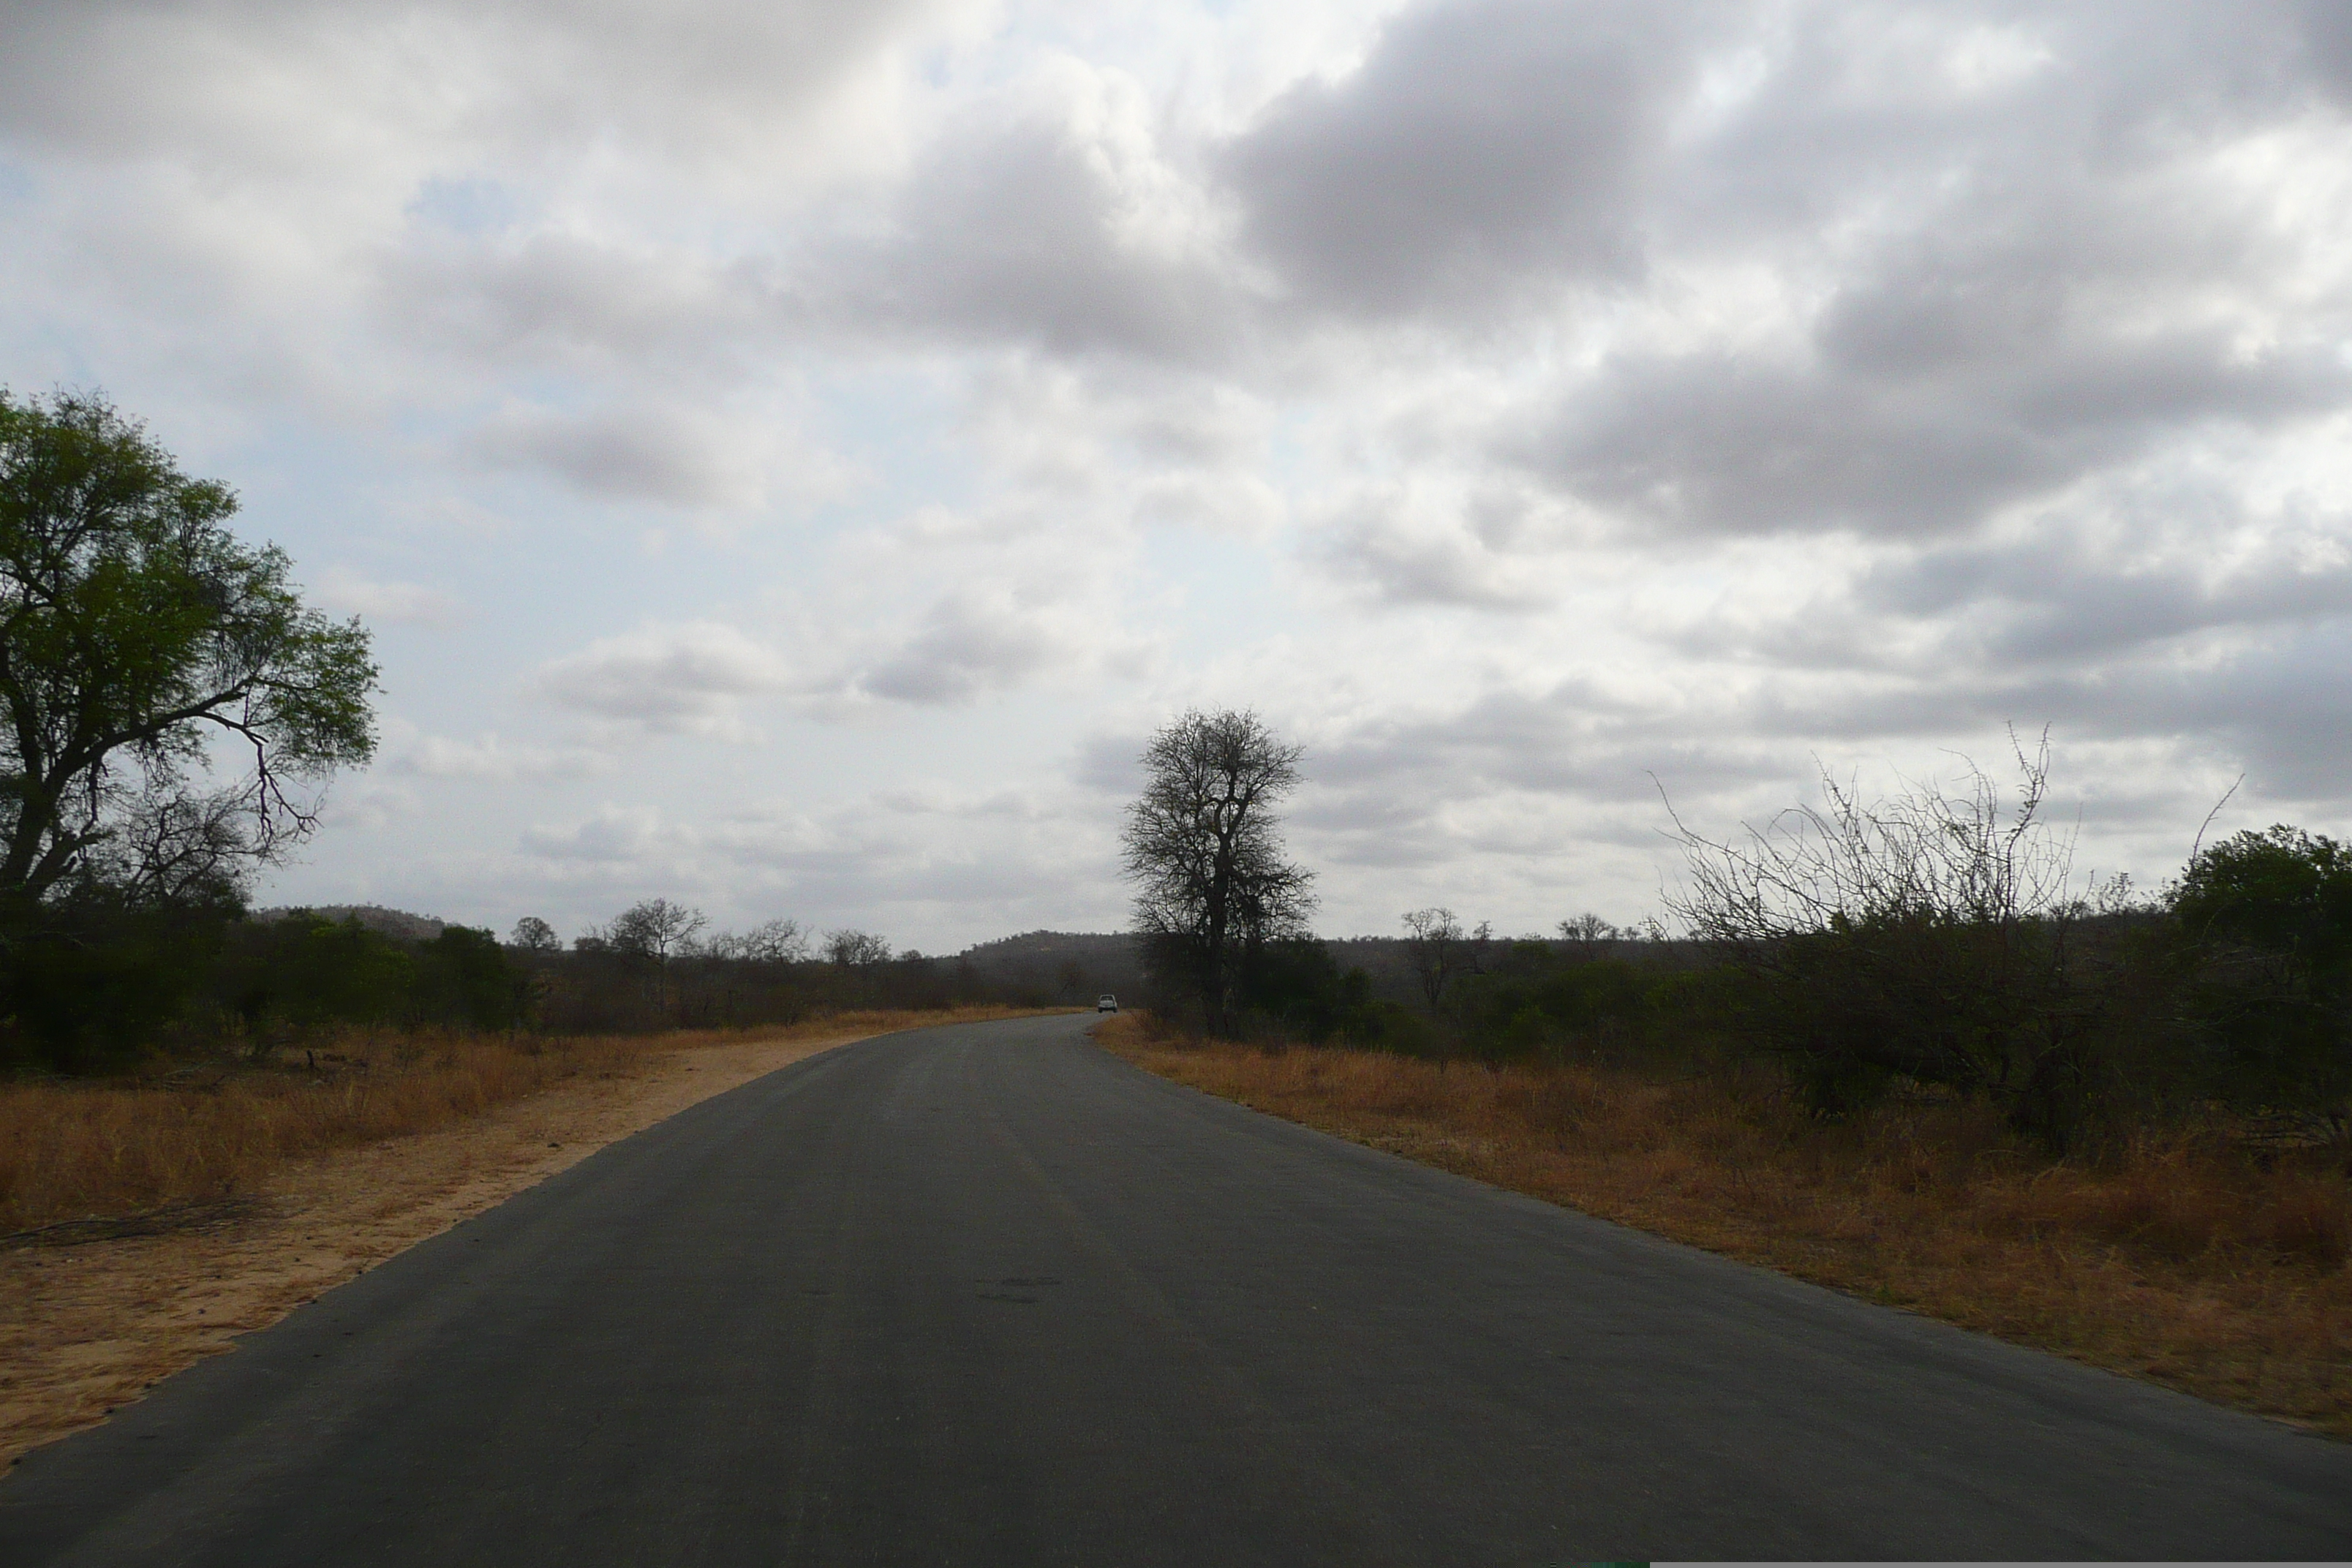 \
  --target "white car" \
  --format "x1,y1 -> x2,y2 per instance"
1096,993 -> 1119,1012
